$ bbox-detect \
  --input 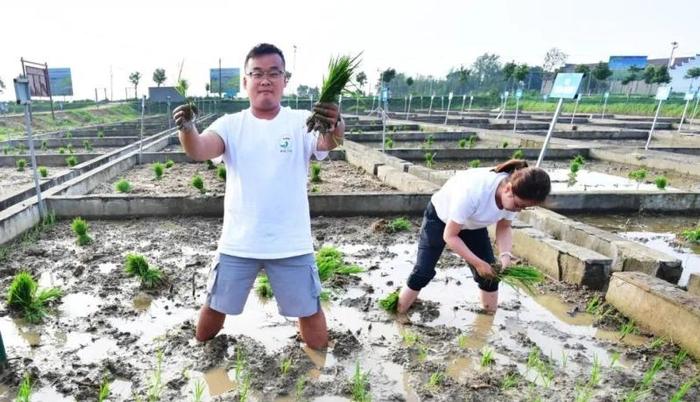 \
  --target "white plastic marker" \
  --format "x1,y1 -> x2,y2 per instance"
645,85 -> 671,150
